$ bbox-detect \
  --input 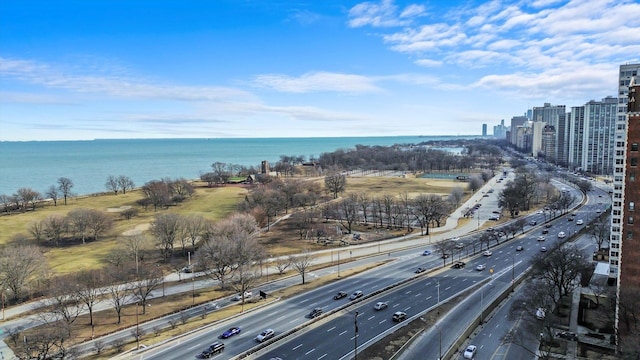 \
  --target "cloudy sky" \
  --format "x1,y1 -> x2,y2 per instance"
1,0 -> 639,141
